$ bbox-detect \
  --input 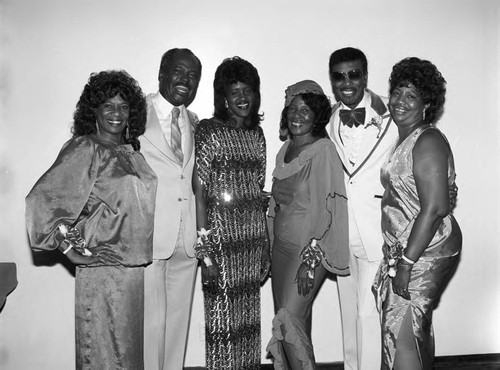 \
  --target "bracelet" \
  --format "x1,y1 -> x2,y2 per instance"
301,239 -> 325,279
194,228 -> 213,262
62,243 -> 74,255
401,254 -> 415,264
58,224 -> 92,256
